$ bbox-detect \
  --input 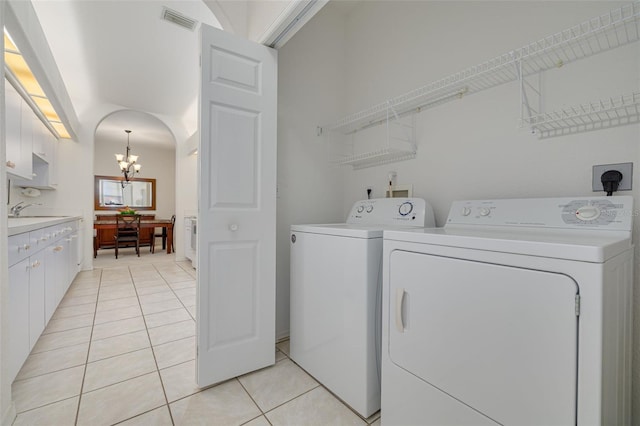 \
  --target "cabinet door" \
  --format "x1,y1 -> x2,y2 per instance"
44,244 -> 59,323
47,132 -> 59,187
67,233 -> 79,289
54,241 -> 69,306
19,97 -> 34,178
75,224 -> 84,272
5,82 -> 30,179
9,258 -> 31,382
29,253 -> 46,350
32,116 -> 44,159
